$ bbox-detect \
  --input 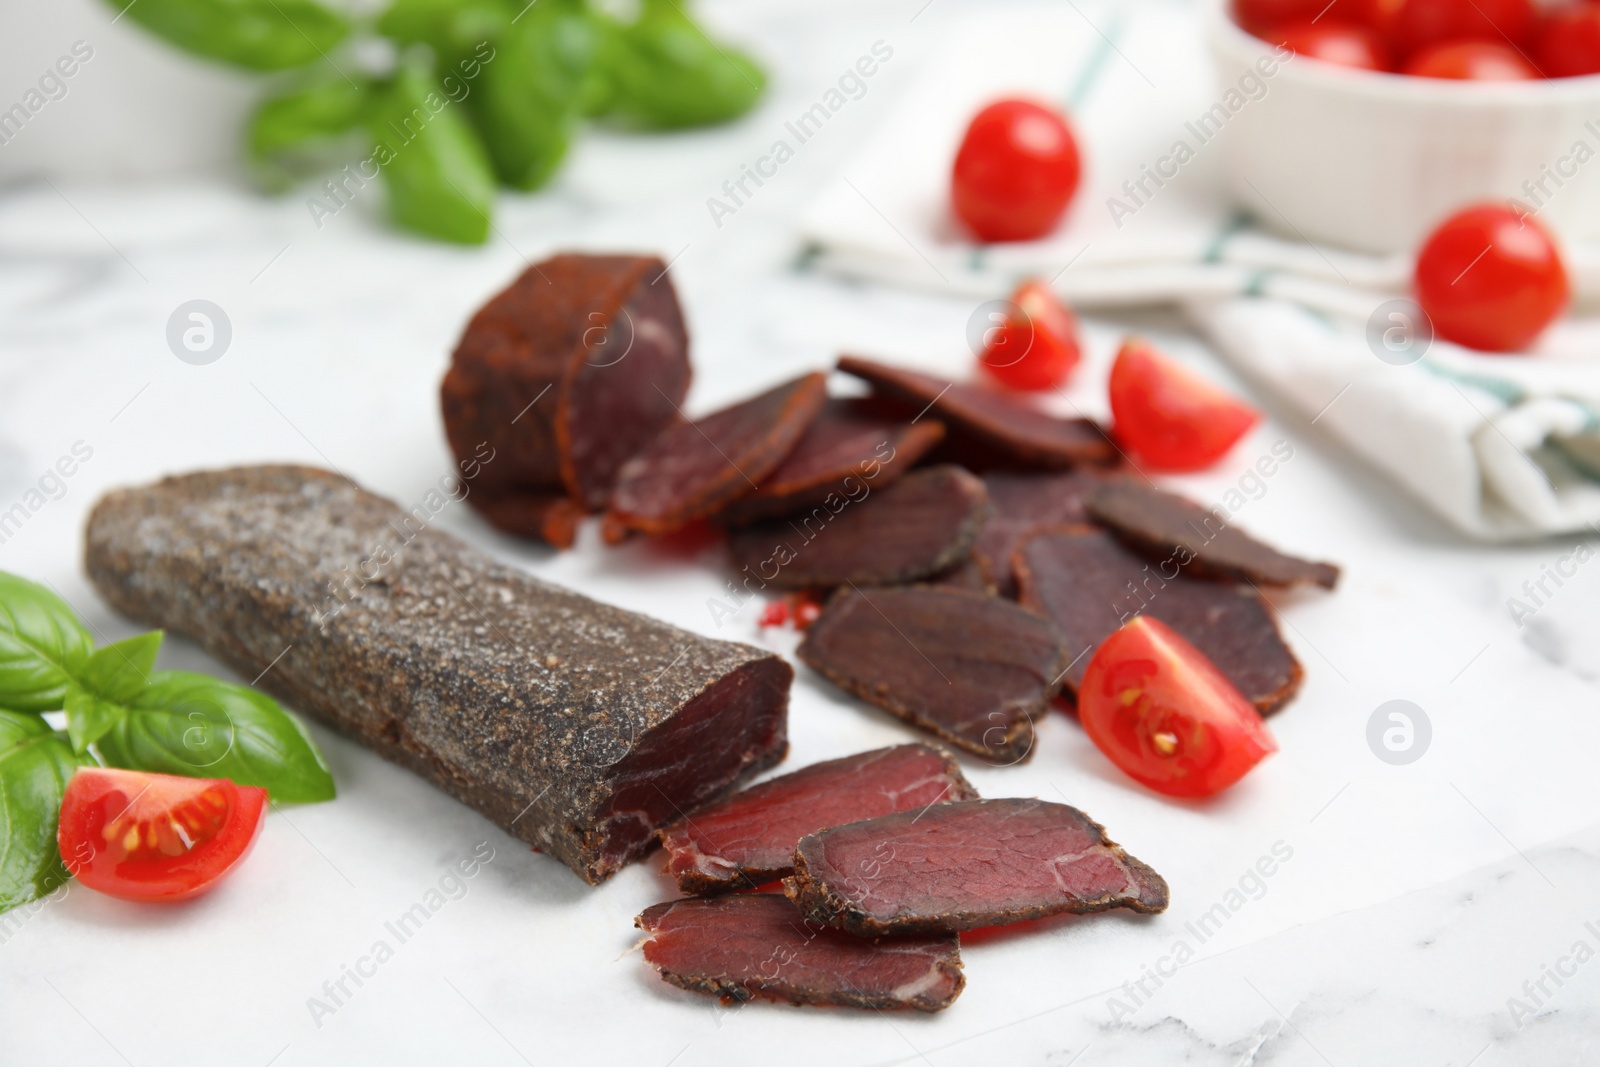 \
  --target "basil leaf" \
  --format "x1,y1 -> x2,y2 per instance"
103,0 -> 351,73
377,0 -> 510,62
367,59 -> 497,244
78,632 -> 162,704
606,0 -> 765,129
0,571 -> 94,713
248,70 -> 373,192
0,711 -> 78,914
471,0 -> 599,190
63,687 -> 124,756
96,672 -> 334,804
